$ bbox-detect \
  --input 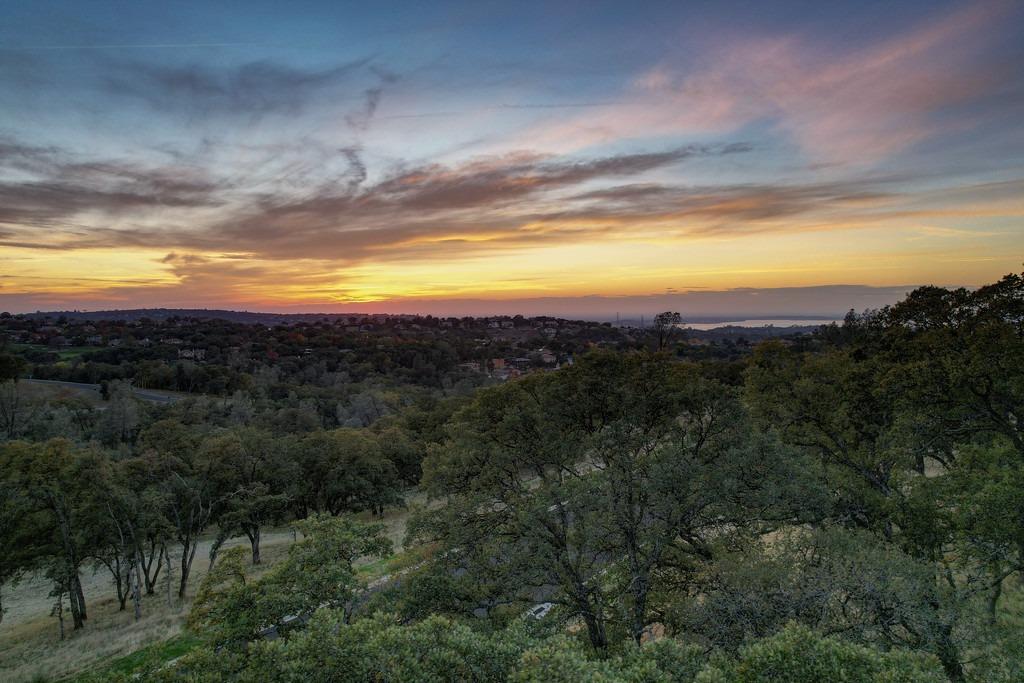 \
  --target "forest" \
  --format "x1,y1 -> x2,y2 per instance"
0,272 -> 1022,682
